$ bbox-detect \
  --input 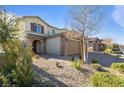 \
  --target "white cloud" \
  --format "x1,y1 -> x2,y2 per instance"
112,6 -> 124,28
